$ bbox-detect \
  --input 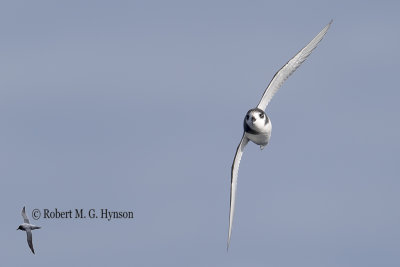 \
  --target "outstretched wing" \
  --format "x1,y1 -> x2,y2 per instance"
257,20 -> 332,111
26,229 -> 35,254
21,206 -> 30,224
228,134 -> 249,250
